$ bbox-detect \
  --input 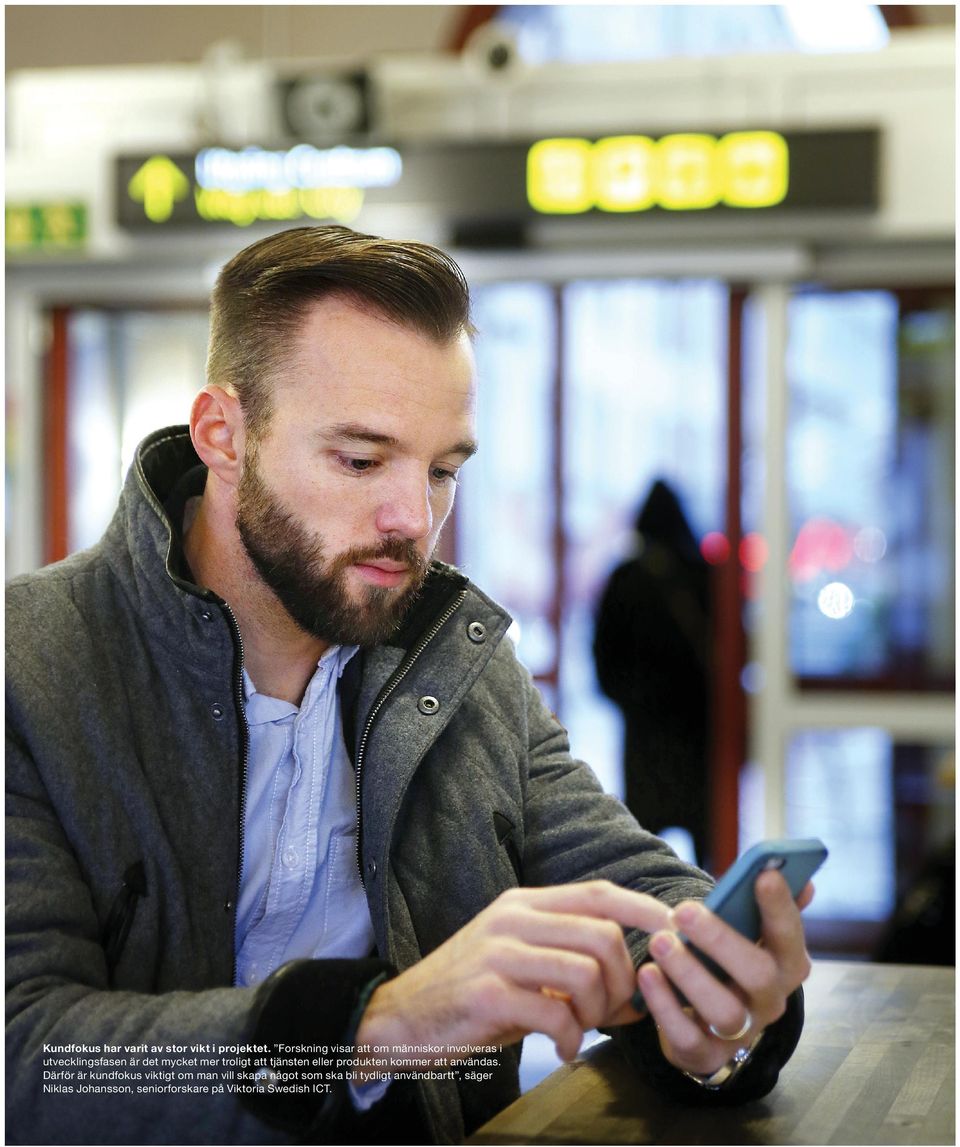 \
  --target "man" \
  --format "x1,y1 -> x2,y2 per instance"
7,226 -> 811,1145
